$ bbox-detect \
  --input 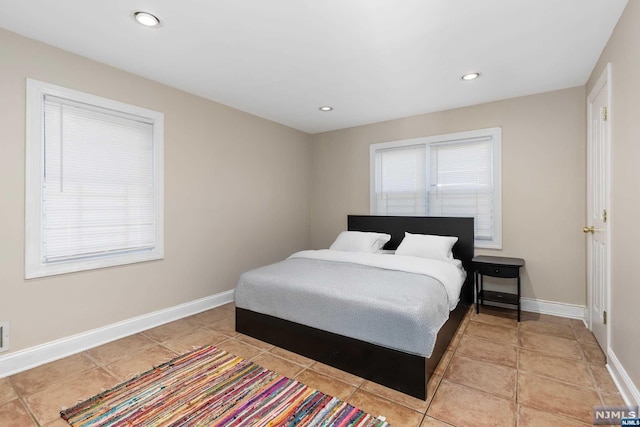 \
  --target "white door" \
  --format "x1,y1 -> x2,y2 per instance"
586,63 -> 611,351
